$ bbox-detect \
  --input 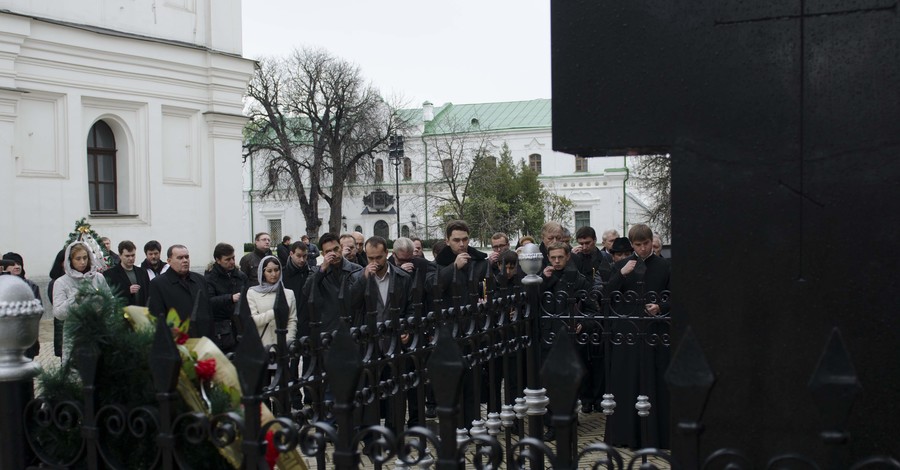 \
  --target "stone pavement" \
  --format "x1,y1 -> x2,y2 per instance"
33,316 -> 671,469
